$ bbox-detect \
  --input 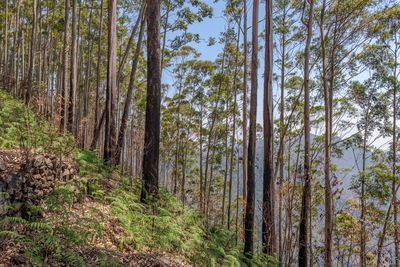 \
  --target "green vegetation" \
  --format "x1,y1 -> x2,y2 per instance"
0,90 -> 275,266
0,90 -> 76,155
